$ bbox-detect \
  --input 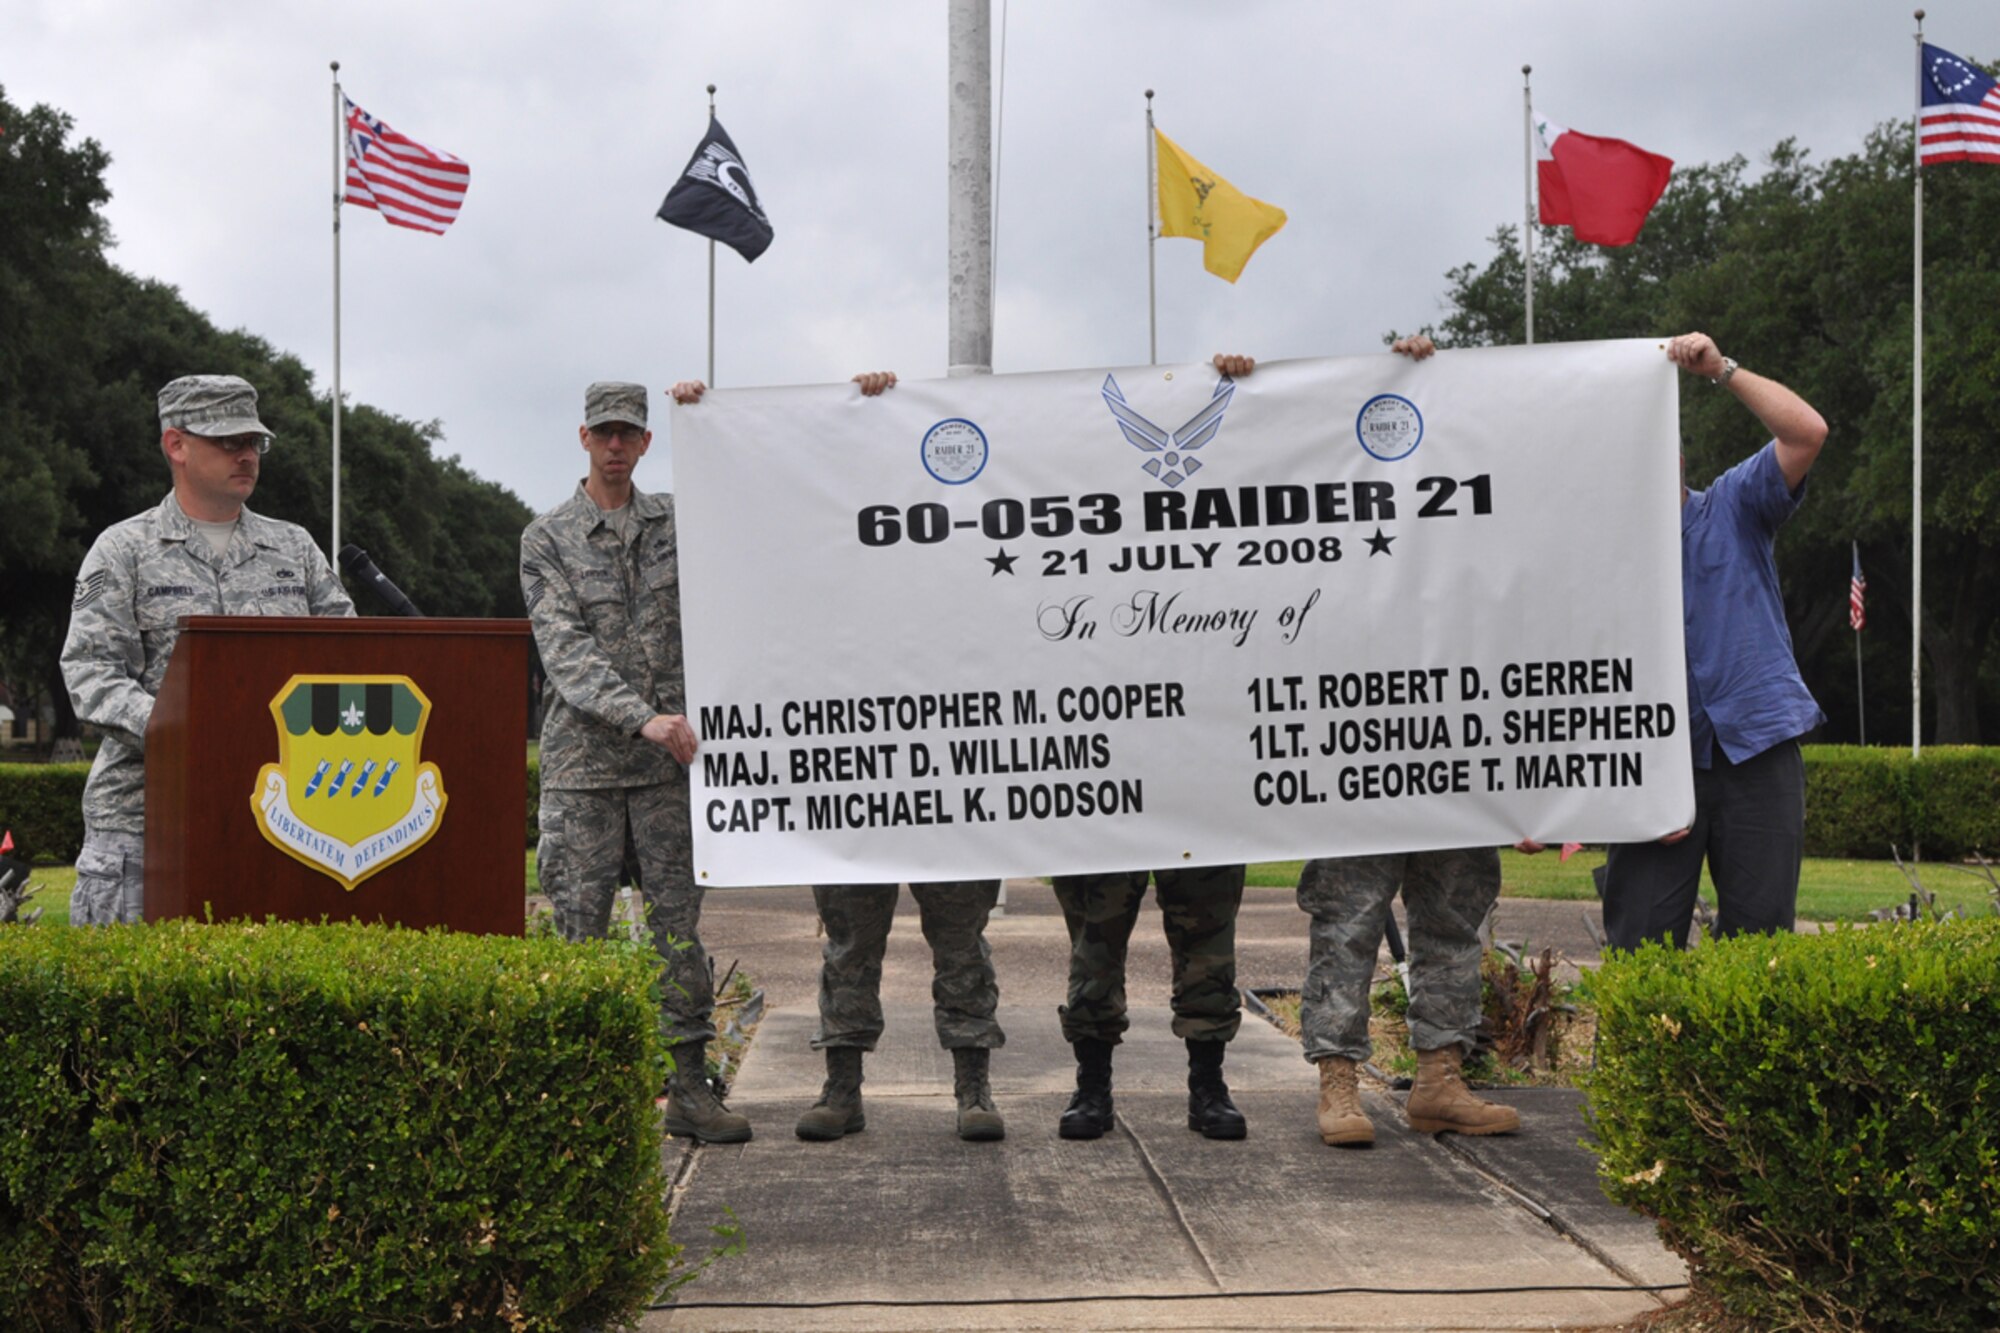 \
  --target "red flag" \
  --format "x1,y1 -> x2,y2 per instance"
1534,116 -> 1673,246
0,830 -> 12,855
